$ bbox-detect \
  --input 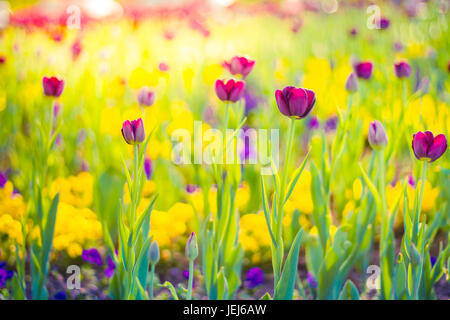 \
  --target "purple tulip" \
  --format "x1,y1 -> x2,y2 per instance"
43,76 -> 65,97
345,72 -> 358,92
137,86 -> 155,107
349,28 -> 358,36
121,118 -> 145,145
245,267 -> 265,289
412,131 -> 447,162
223,56 -> 255,78
81,248 -> 103,266
394,61 -> 412,78
275,86 -> 316,119
354,61 -> 373,80
368,120 -> 388,150
215,79 -> 246,103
